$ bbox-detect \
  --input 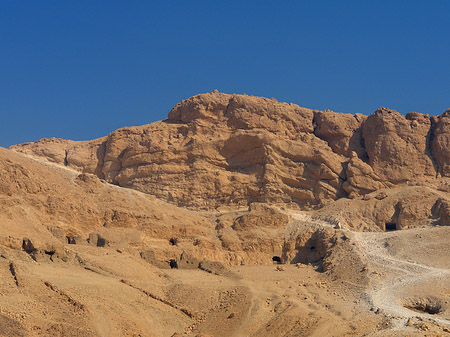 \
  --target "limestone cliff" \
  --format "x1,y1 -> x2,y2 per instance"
10,91 -> 449,210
